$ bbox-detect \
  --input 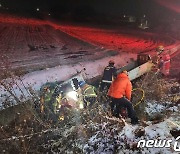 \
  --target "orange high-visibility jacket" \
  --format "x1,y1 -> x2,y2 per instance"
108,73 -> 132,100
